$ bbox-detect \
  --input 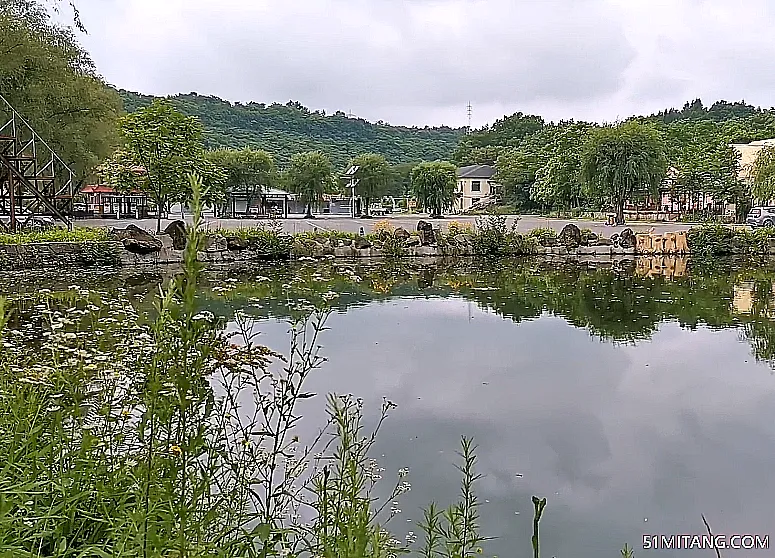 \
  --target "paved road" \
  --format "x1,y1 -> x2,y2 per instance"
77,214 -> 696,236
